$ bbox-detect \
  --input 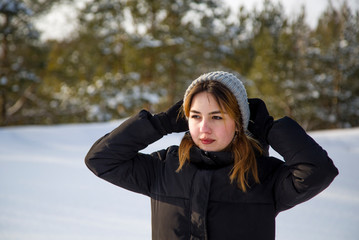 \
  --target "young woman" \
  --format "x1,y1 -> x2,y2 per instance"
85,71 -> 338,239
